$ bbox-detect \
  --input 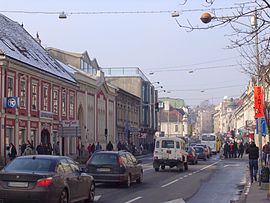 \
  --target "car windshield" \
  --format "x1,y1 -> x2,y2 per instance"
5,158 -> 56,172
90,154 -> 118,165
